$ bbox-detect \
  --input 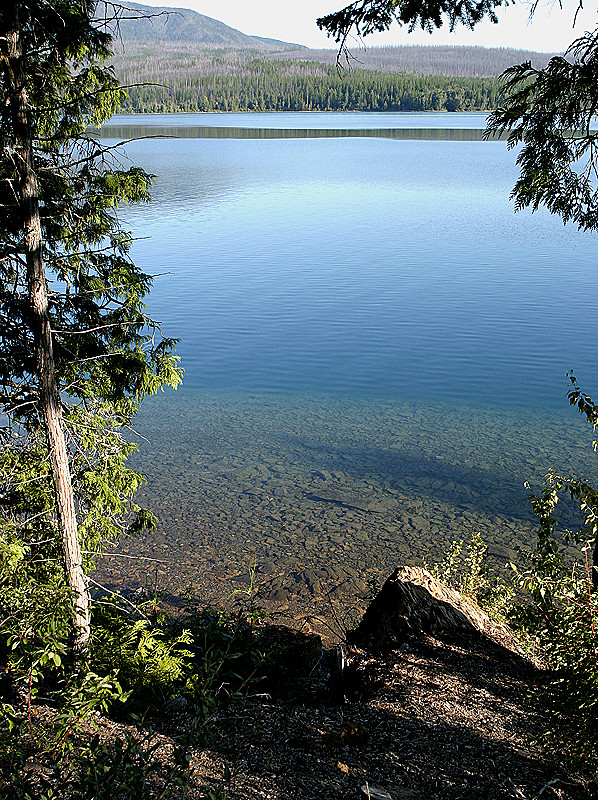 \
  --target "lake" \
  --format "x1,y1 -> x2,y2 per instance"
95,112 -> 598,617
